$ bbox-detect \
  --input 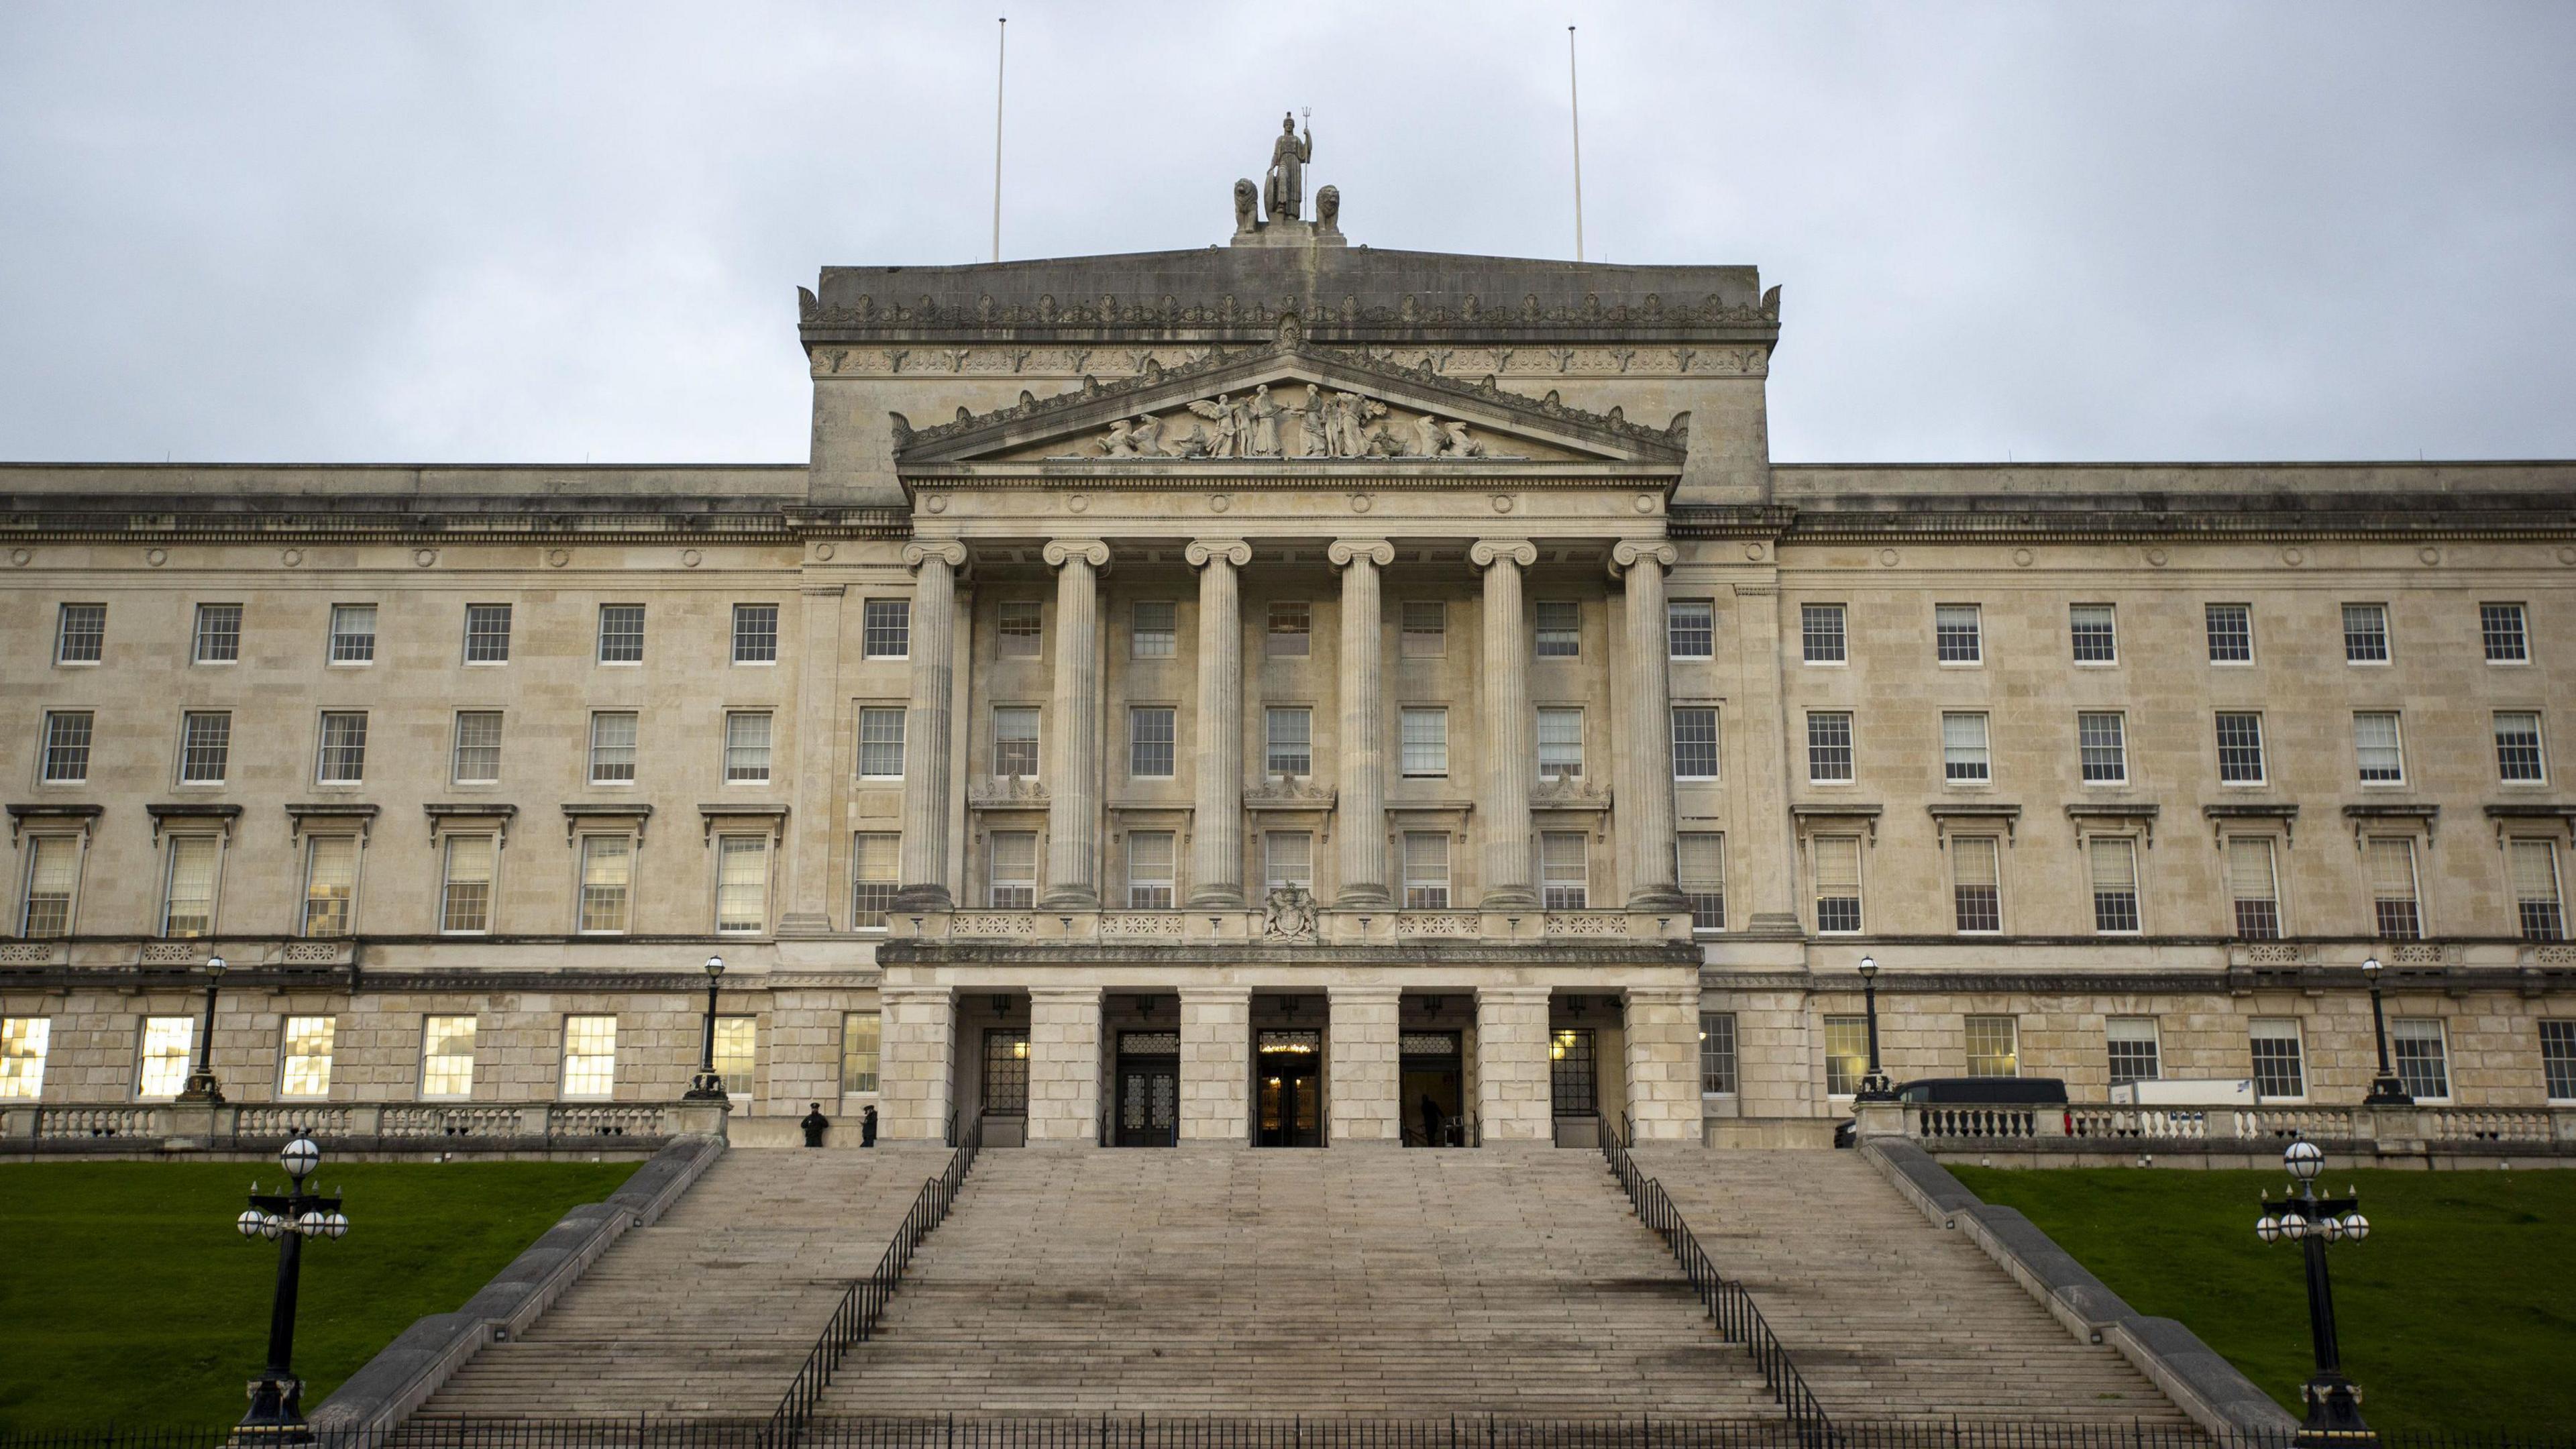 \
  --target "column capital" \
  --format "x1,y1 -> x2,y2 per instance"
1469,539 -> 1538,571
902,539 -> 968,572
1607,539 -> 1679,577
1185,538 -> 1251,570
1326,538 -> 1394,570
1041,538 -> 1110,570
